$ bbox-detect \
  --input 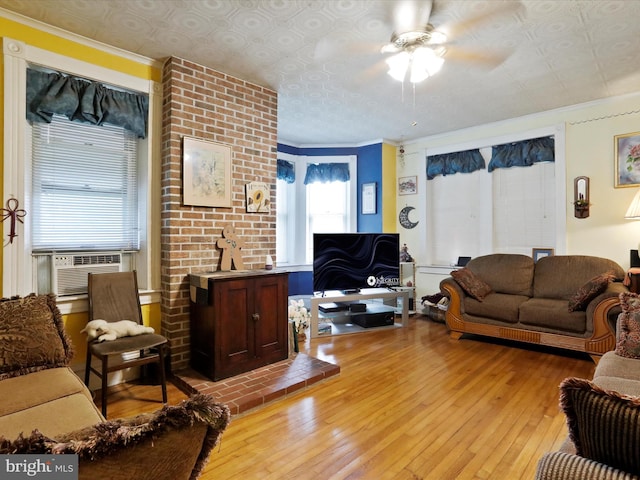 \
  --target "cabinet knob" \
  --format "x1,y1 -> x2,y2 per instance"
252,313 -> 260,322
